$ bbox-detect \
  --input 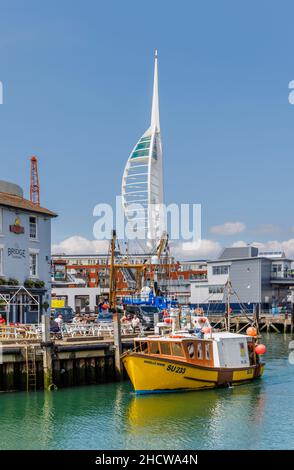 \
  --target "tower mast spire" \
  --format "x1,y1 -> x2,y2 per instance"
151,49 -> 160,132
